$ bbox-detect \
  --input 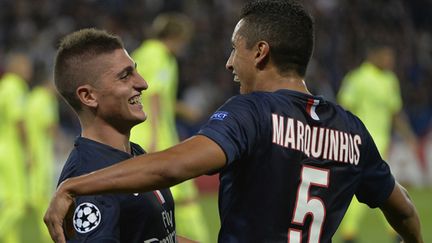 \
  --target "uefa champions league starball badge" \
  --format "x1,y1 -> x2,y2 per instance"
73,202 -> 102,233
